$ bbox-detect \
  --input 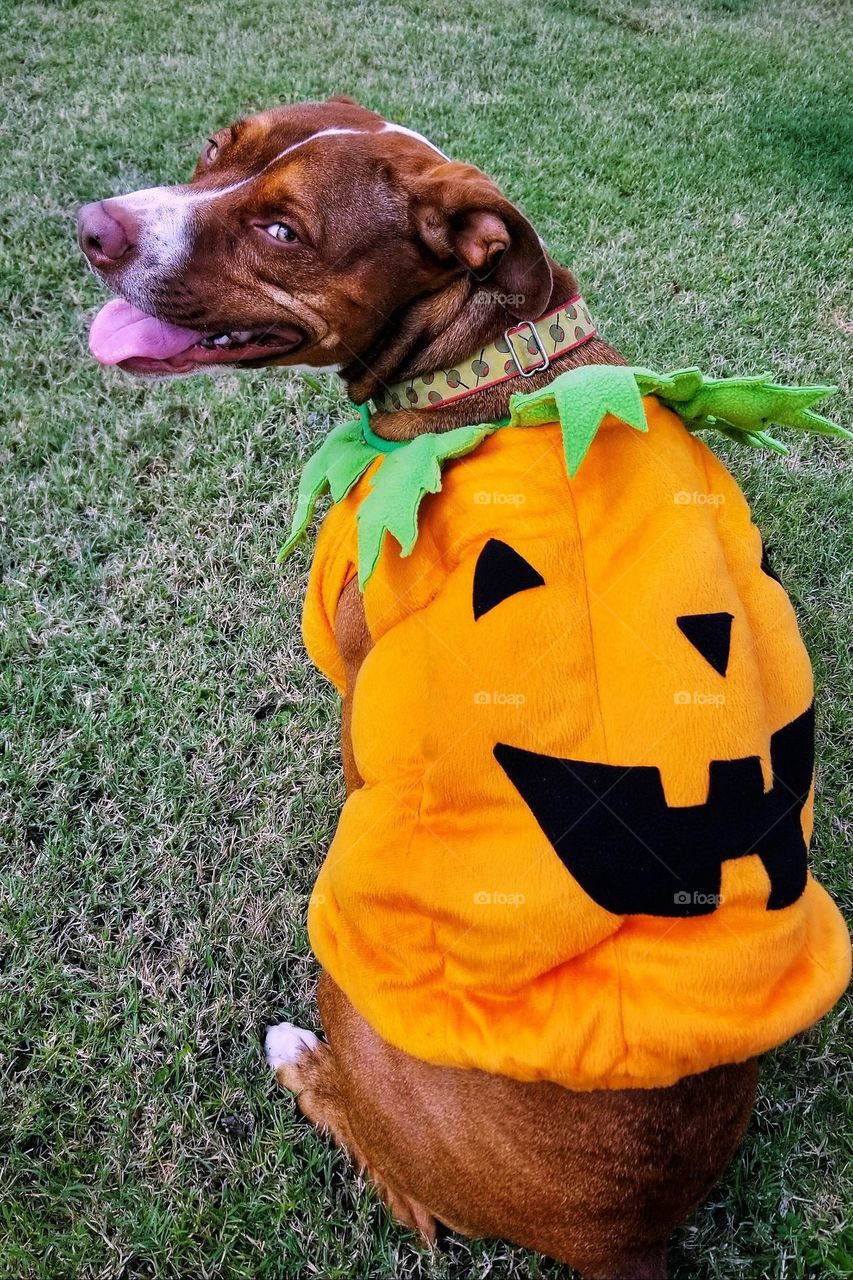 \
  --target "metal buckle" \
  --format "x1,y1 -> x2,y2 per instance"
504,321 -> 549,377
